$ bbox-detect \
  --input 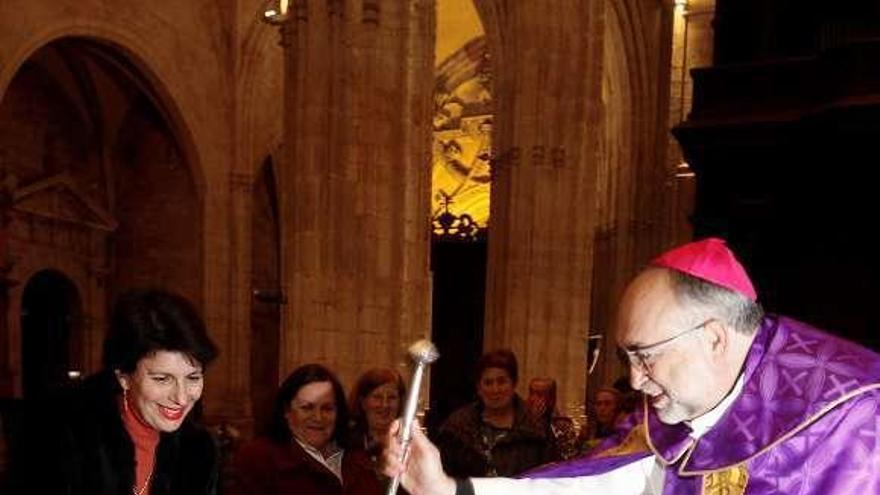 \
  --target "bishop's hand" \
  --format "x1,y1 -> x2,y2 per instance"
381,419 -> 457,495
